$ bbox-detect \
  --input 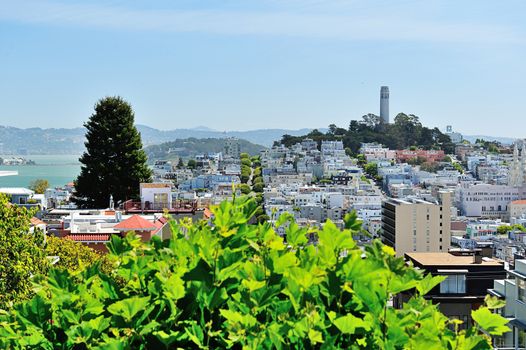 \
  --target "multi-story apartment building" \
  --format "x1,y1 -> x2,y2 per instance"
223,137 -> 241,159
490,259 -> 526,349
457,182 -> 526,219
396,149 -> 445,163
360,142 -> 396,162
396,251 -> 506,329
510,200 -> 526,221
381,191 -> 452,257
